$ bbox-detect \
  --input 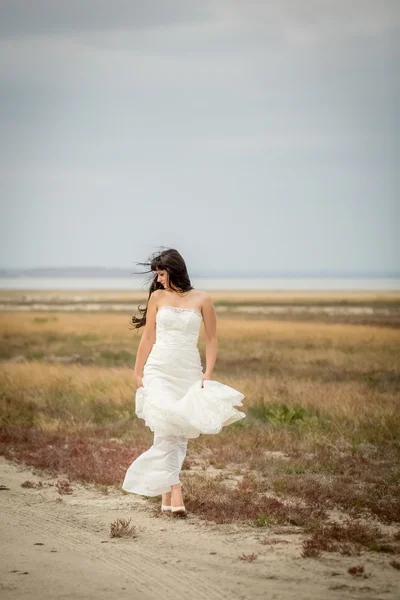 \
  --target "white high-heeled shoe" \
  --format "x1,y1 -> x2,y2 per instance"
171,506 -> 187,517
161,504 -> 172,513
